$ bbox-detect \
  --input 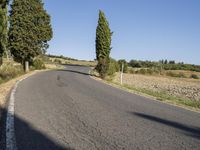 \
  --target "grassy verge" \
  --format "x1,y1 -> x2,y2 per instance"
122,83 -> 200,109
0,63 -> 24,85
90,70 -> 200,112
